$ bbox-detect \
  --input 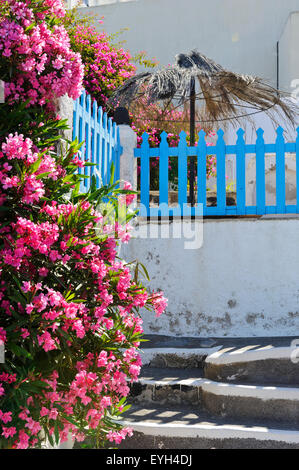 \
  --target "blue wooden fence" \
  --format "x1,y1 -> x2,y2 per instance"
73,89 -> 122,192
134,127 -> 299,217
